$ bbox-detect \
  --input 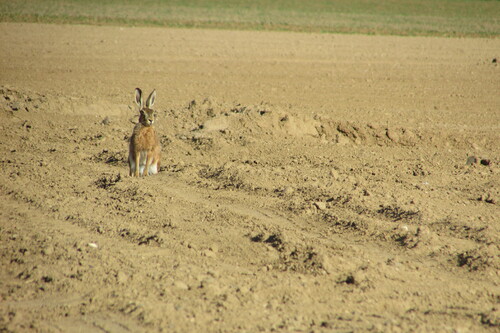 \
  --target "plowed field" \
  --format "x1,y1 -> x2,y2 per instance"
1,23 -> 499,332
